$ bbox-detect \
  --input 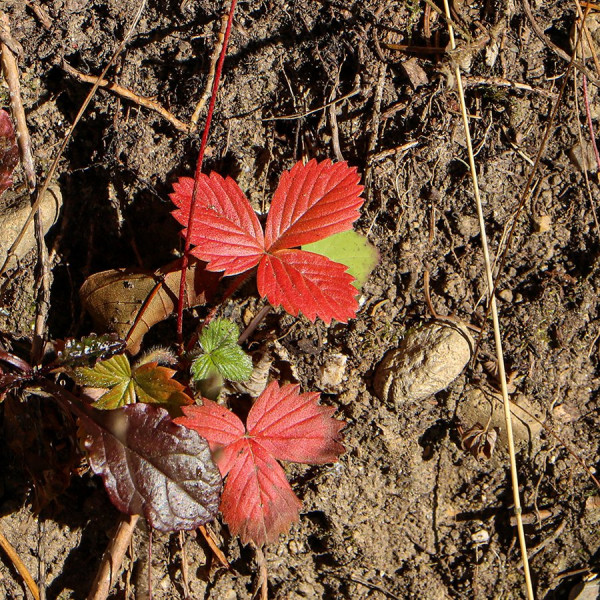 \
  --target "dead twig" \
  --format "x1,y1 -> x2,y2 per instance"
363,62 -> 387,203
516,521 -> 566,569
24,1 -> 53,30
0,14 -> 35,192
198,525 -> 230,568
462,74 -> 559,98
87,514 -> 139,600
0,13 -> 49,363
62,61 -> 191,134
253,545 -> 268,600
191,9 -> 229,127
0,523 -> 40,600
262,87 -> 361,121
